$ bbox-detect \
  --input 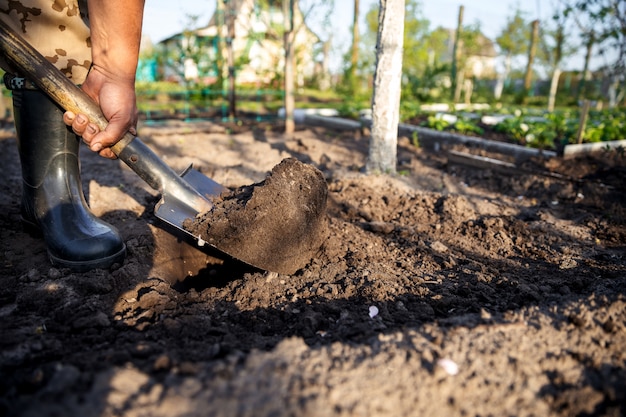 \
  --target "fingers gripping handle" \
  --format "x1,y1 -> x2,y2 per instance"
0,19 -> 132,155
